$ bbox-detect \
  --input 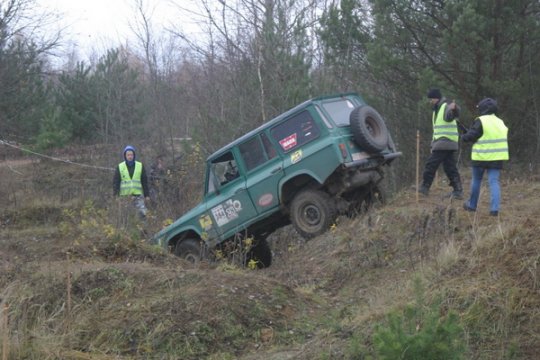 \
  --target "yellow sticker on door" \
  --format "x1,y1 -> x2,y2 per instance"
291,150 -> 303,164
199,214 -> 213,230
